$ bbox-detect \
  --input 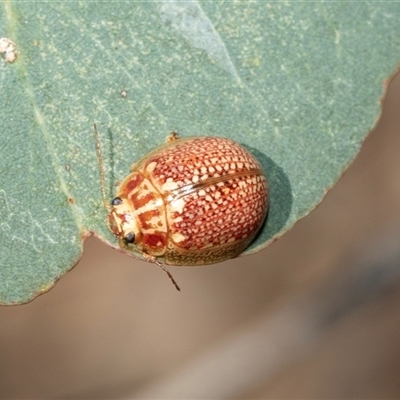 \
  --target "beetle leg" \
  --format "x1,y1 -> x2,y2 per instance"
119,238 -> 128,249
166,131 -> 179,142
